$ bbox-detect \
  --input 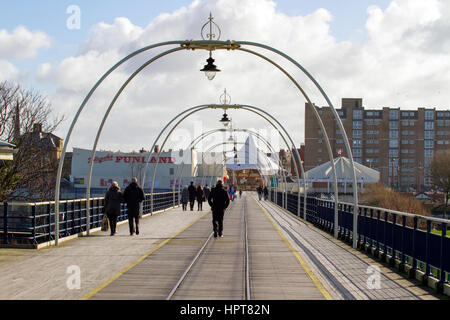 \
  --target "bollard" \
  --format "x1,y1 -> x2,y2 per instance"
3,202 -> 8,245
